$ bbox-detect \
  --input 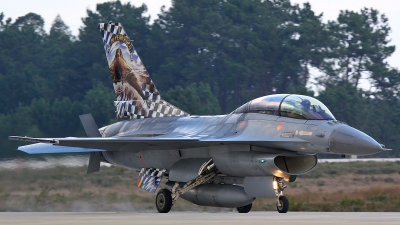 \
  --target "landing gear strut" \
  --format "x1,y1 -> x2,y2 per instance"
274,177 -> 289,213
